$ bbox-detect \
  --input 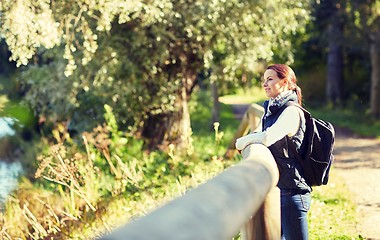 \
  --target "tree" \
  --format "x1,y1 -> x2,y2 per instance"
326,1 -> 344,103
308,0 -> 346,103
0,0 -> 311,150
370,28 -> 380,118
349,0 -> 380,118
